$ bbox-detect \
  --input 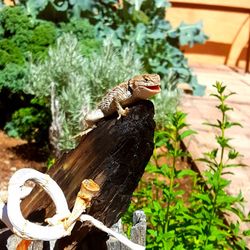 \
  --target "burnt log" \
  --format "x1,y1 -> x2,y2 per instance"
17,100 -> 155,249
